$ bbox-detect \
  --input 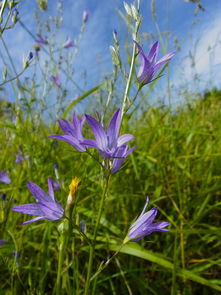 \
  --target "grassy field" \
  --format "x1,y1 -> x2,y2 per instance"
1,1 -> 221,294
1,89 -> 221,294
